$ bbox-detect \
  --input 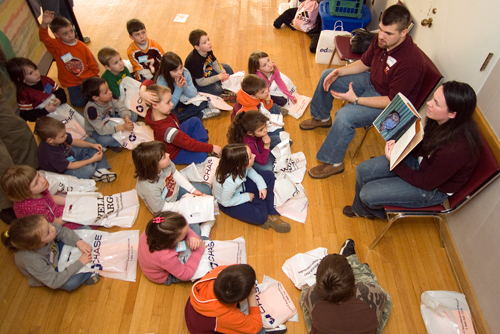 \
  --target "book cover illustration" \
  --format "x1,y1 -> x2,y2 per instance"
373,93 -> 420,142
